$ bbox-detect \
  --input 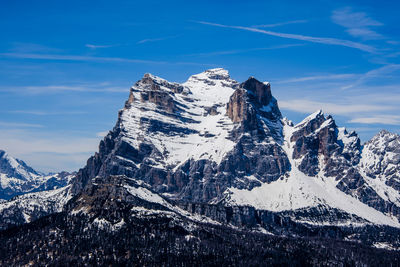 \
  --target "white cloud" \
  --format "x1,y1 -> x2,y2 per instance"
196,21 -> 376,53
332,7 -> 383,40
0,121 -> 44,128
251,20 -> 308,28
186,44 -> 304,57
9,43 -> 62,53
0,129 -> 100,172
136,35 -> 179,44
349,115 -> 400,125
0,52 -> 166,64
278,99 -> 395,115
85,44 -> 115,49
96,131 -> 109,137
276,73 -> 356,84
0,83 -> 129,94
9,110 -> 87,115
341,64 -> 400,90
0,52 -> 212,67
